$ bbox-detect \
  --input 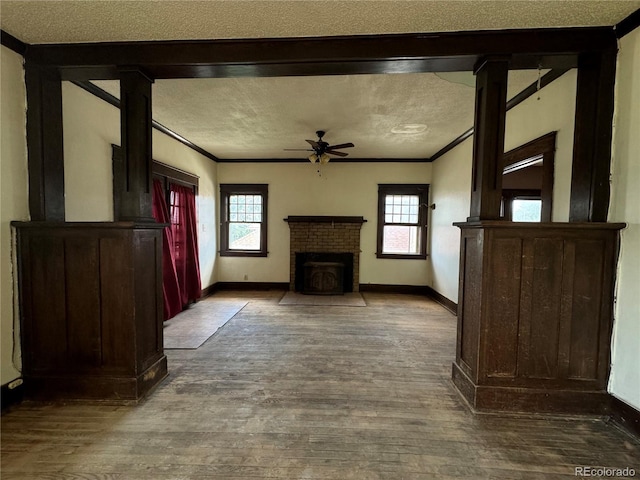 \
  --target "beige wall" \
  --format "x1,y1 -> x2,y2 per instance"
217,162 -> 432,286
0,46 -> 29,385
429,69 -> 578,303
62,82 -> 218,288
608,26 -> 640,410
